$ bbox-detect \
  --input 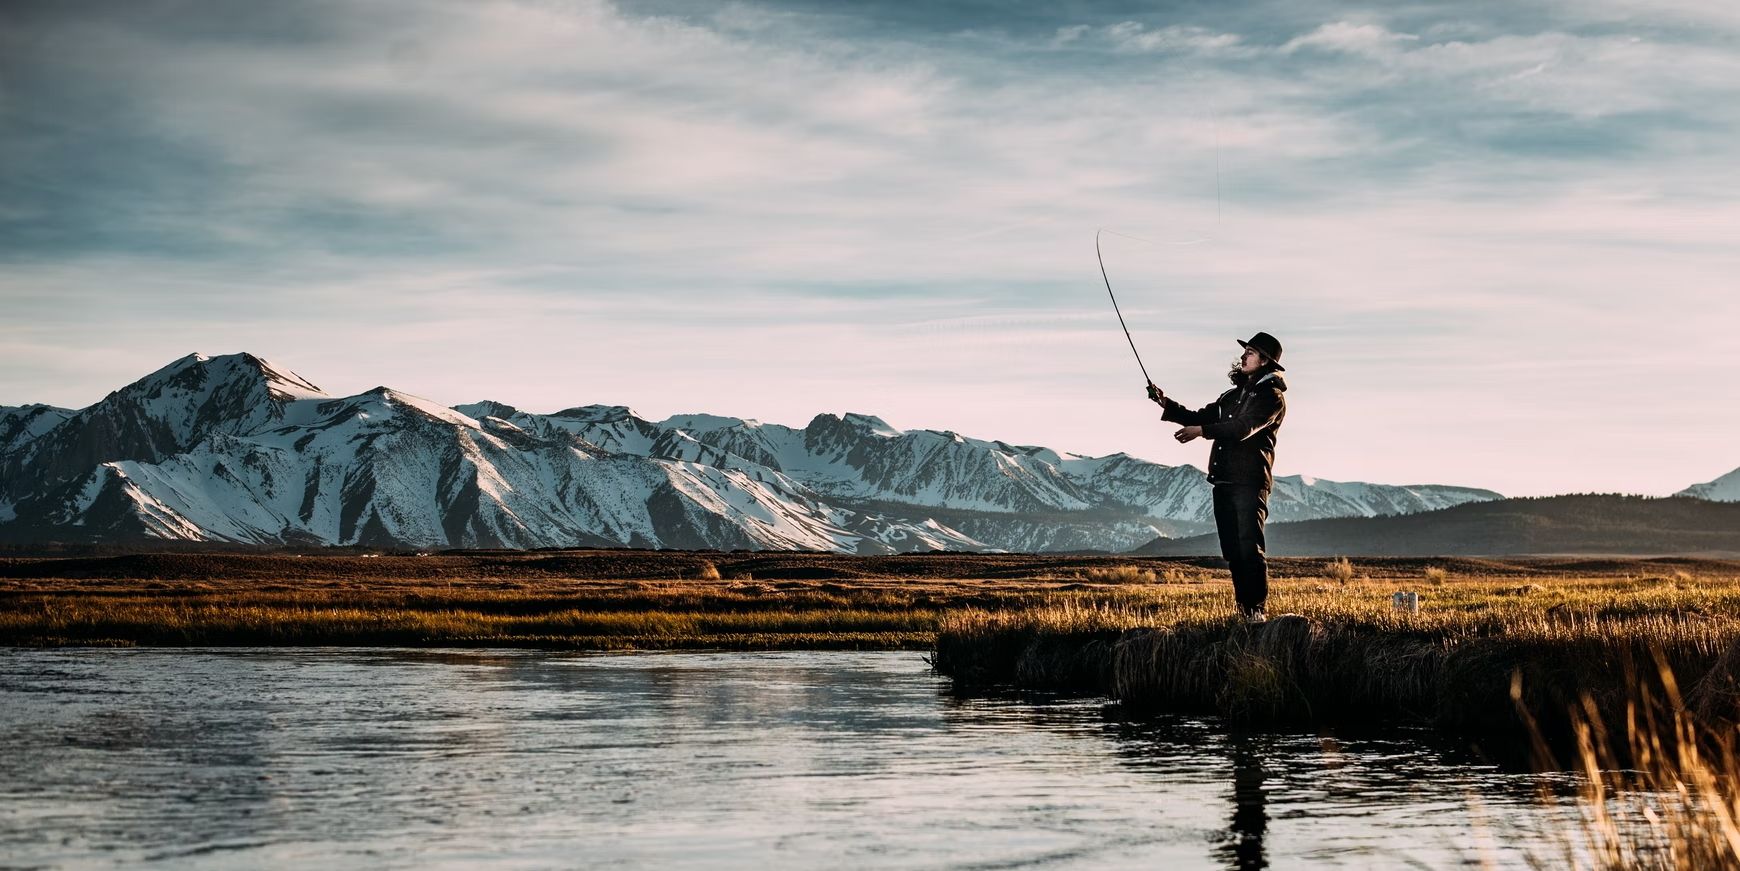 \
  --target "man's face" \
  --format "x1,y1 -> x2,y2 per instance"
1237,347 -> 1265,374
